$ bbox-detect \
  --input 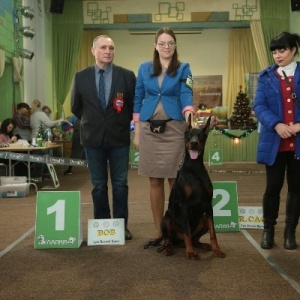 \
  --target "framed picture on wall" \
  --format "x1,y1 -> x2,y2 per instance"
193,75 -> 222,109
